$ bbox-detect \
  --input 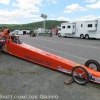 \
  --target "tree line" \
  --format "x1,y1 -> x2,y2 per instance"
0,20 -> 67,31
